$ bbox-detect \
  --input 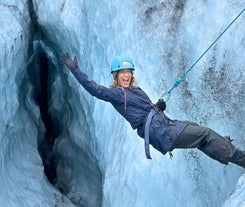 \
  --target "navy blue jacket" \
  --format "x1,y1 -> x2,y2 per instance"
72,68 -> 187,155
